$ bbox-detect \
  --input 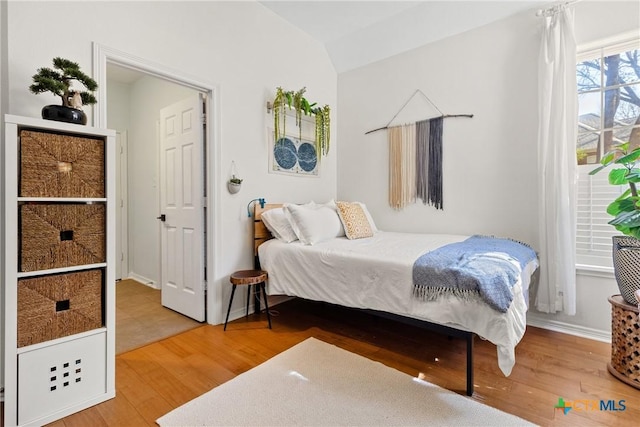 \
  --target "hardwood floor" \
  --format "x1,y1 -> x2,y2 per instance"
115,279 -> 202,354
20,299 -> 640,425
